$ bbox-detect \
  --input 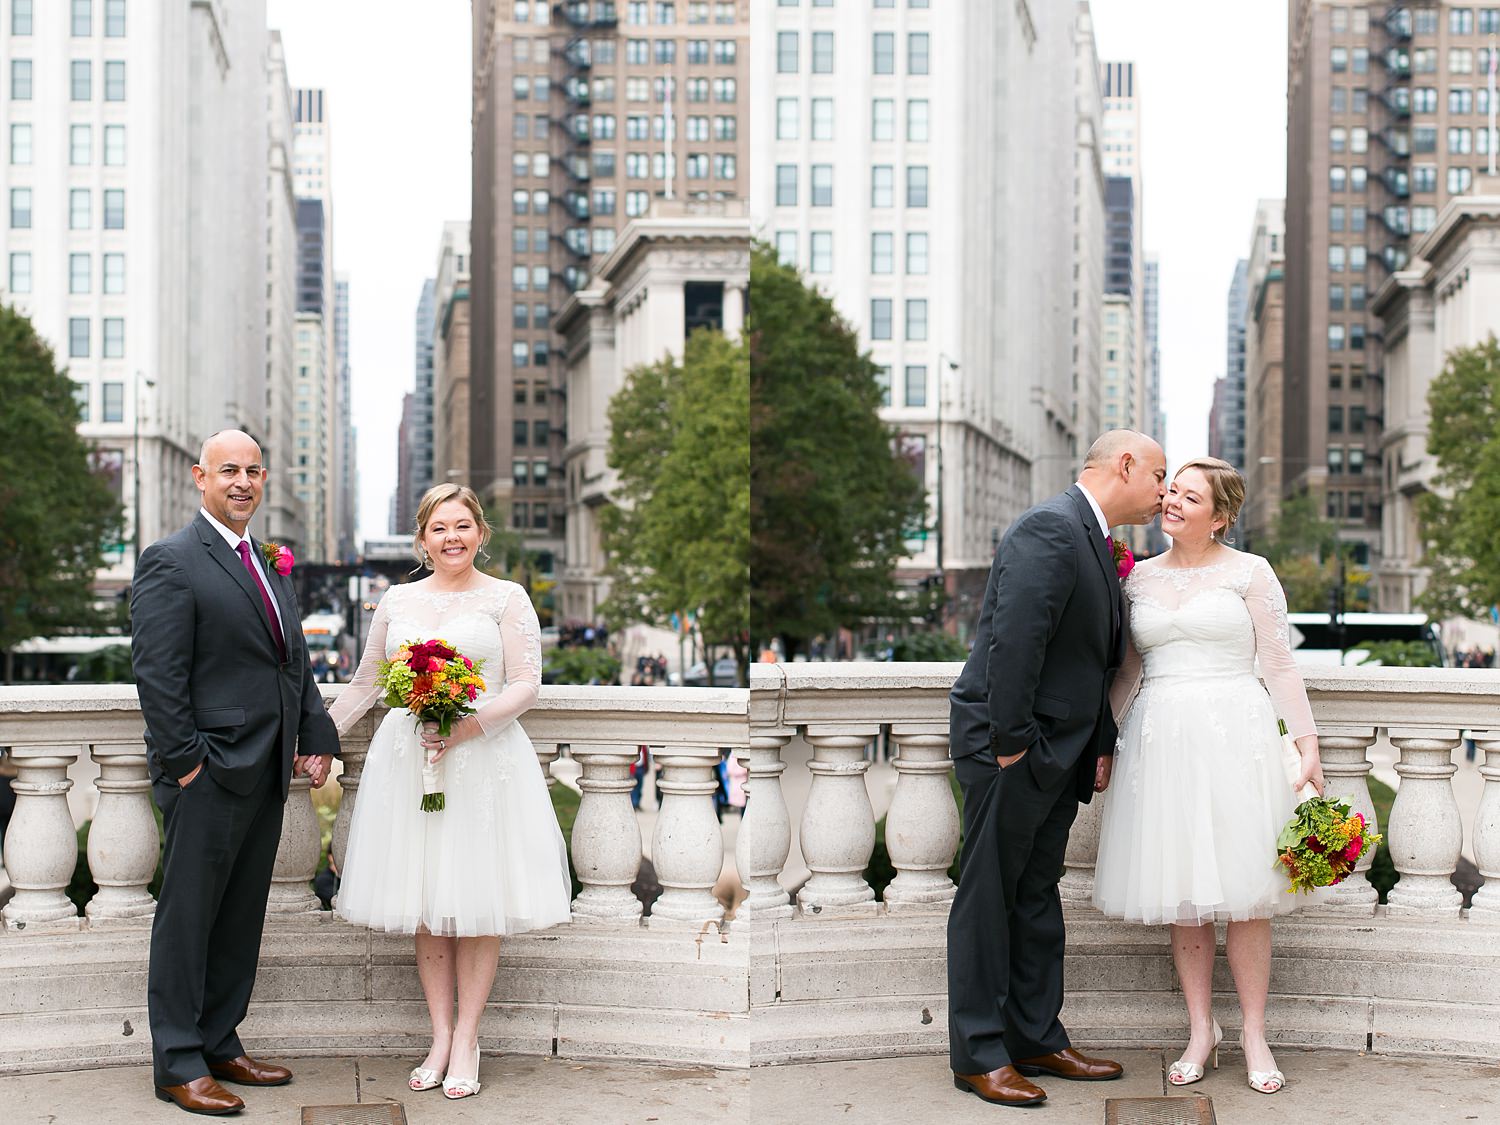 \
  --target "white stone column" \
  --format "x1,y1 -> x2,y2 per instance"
266,776 -> 322,914
882,726 -> 958,911
536,741 -> 562,789
797,727 -> 878,916
648,746 -> 725,927
329,737 -> 370,876
1385,728 -> 1463,917
84,742 -> 158,922
1060,795 -> 1104,907
2,744 -> 84,931
1306,726 -> 1380,913
723,284 -> 746,340
736,729 -> 794,920
1468,730 -> 1500,921
569,746 -> 644,924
